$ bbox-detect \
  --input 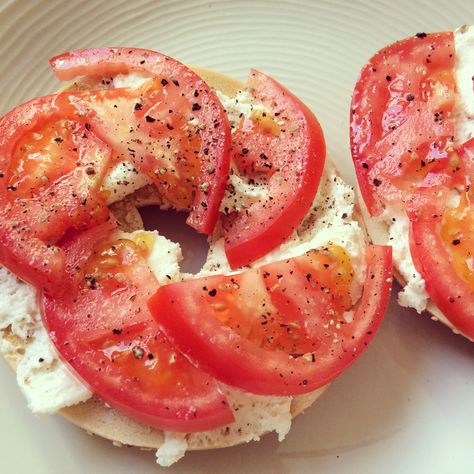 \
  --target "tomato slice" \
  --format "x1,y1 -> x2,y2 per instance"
63,84 -> 202,210
149,245 -> 392,395
0,94 -> 111,292
50,47 -> 231,234
409,139 -> 474,339
223,70 -> 326,268
350,32 -> 456,215
410,217 -> 474,340
42,223 -> 233,432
